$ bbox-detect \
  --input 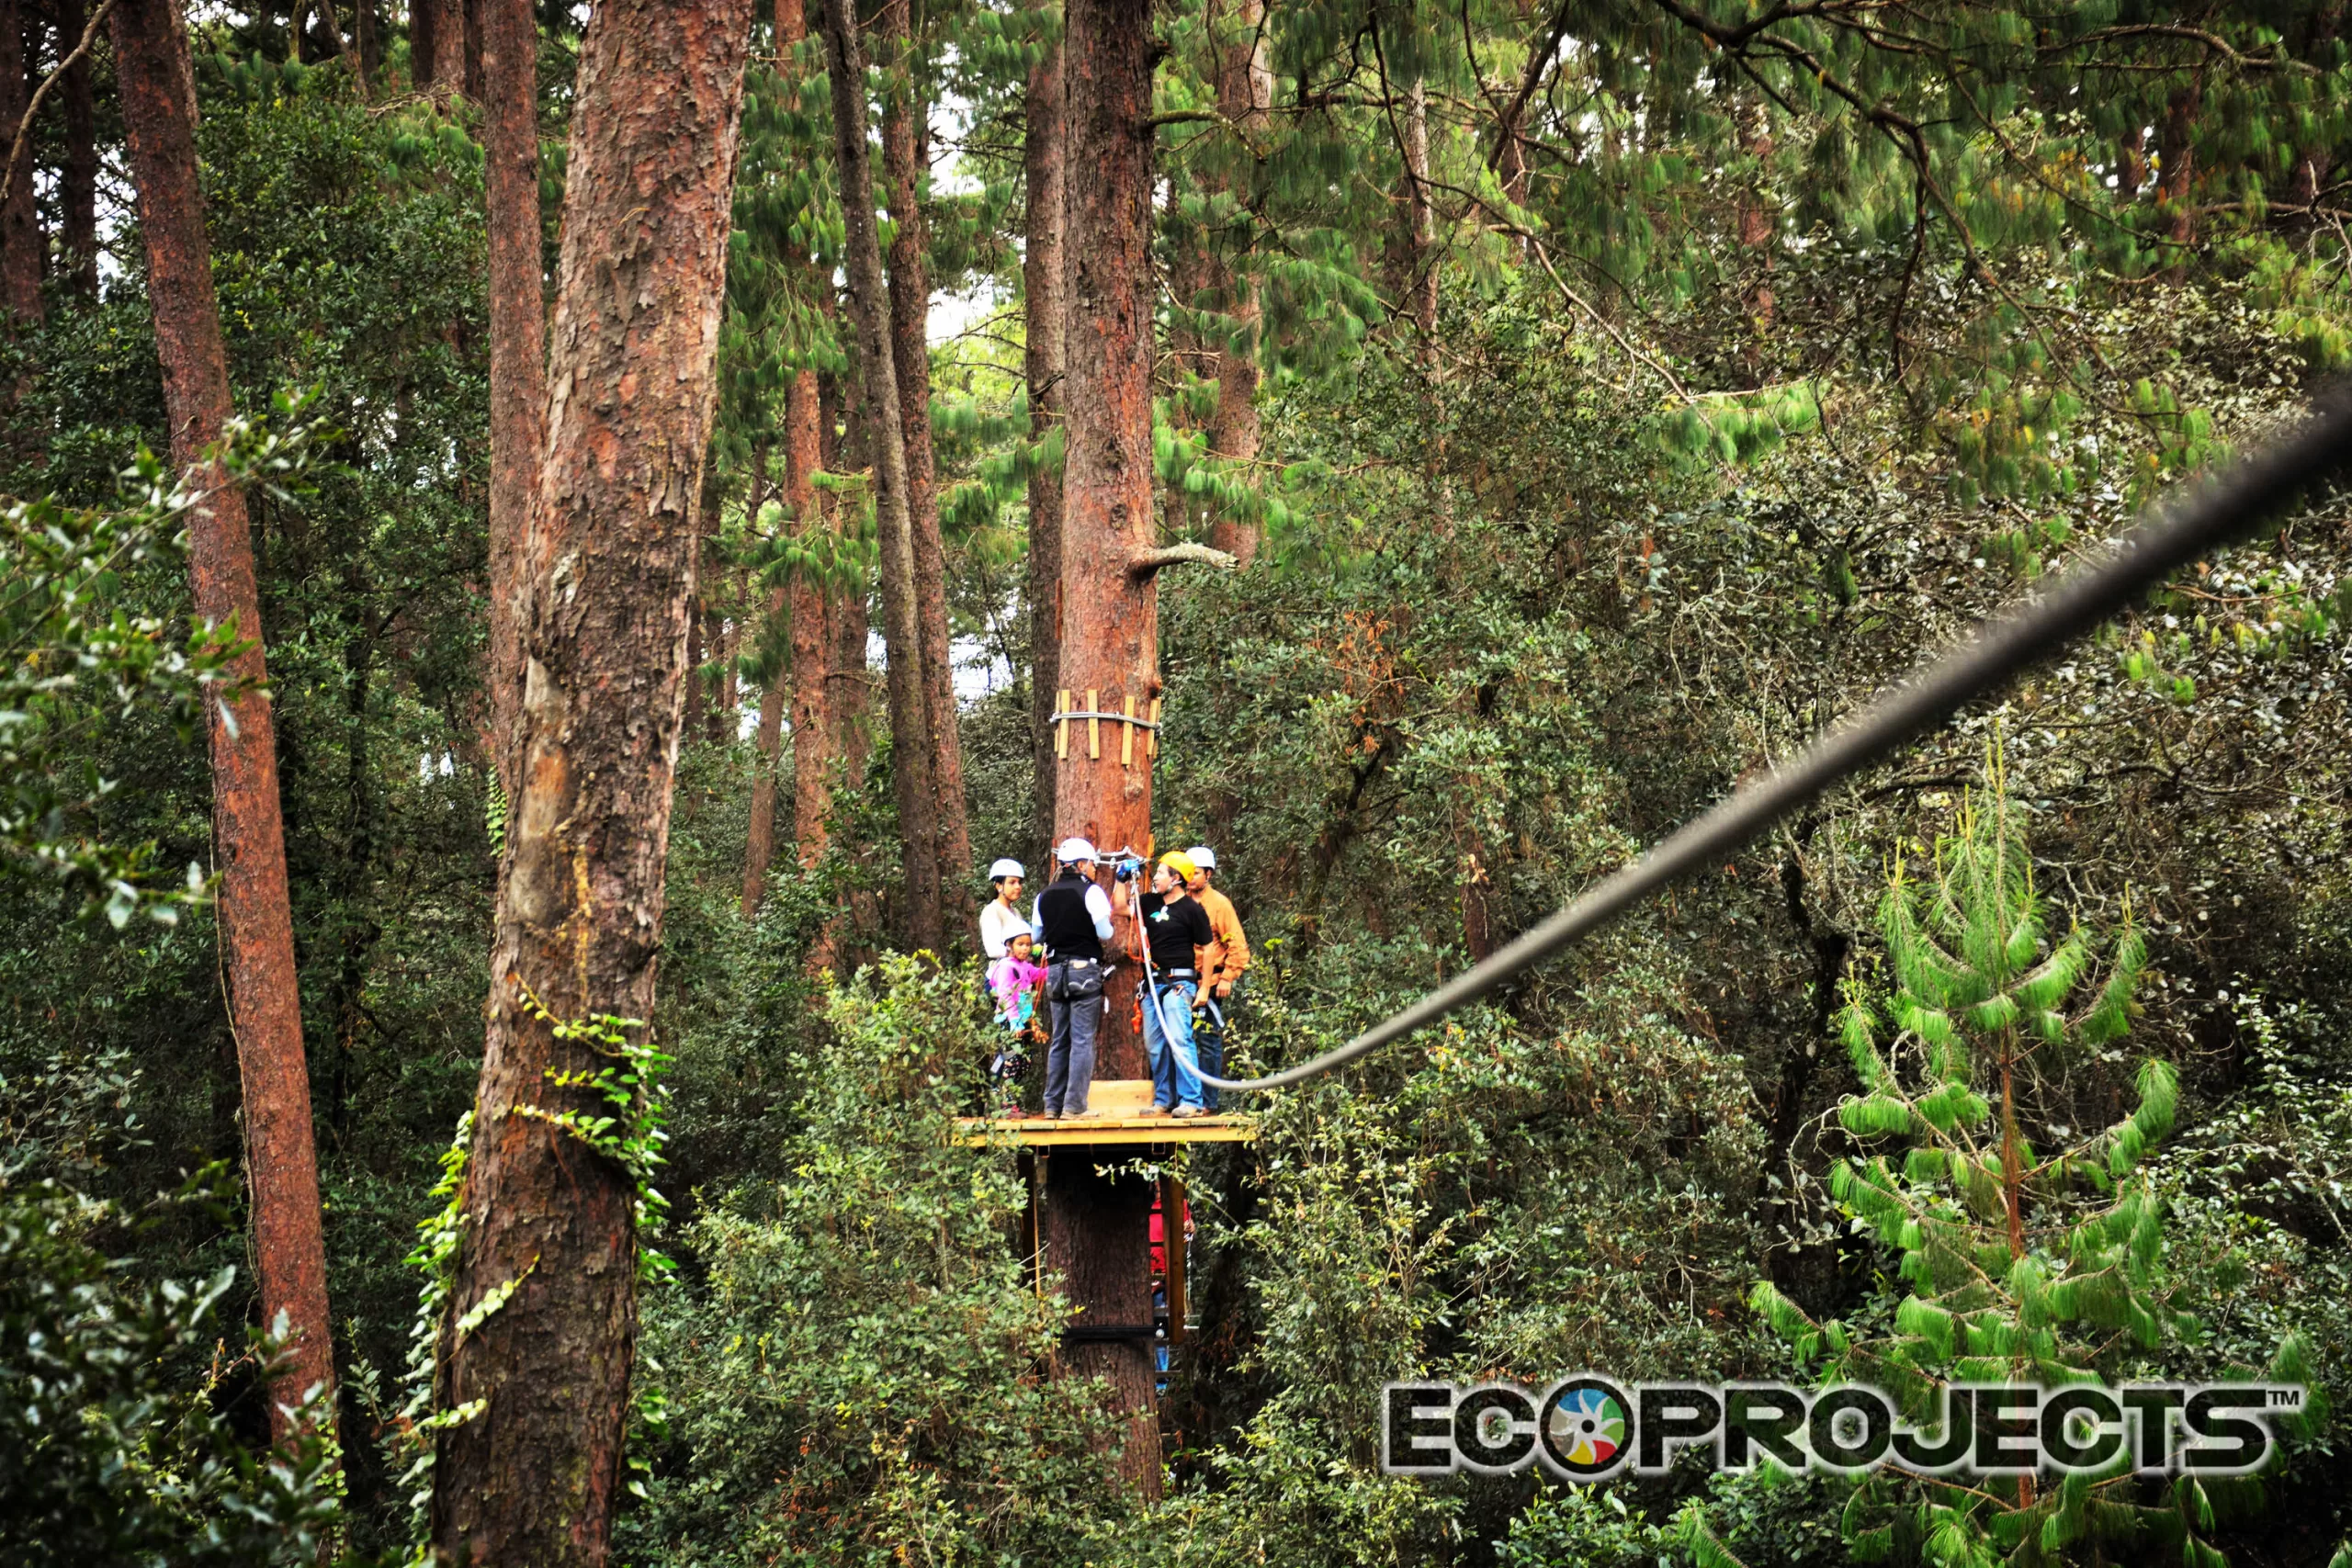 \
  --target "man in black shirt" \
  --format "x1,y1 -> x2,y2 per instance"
1114,851 -> 1217,1118
1035,836 -> 1115,1118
